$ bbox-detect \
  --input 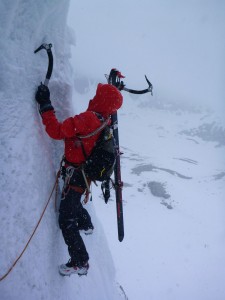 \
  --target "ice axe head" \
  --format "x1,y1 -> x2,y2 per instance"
105,68 -> 125,91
